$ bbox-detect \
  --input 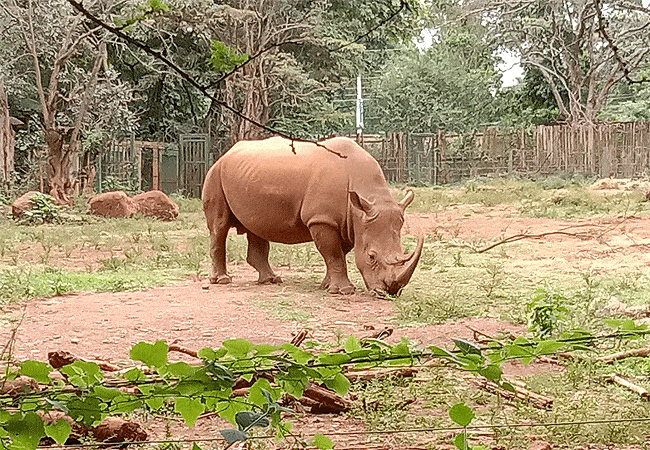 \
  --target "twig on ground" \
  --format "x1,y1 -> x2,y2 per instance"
597,348 -> 650,364
607,374 -> 649,398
